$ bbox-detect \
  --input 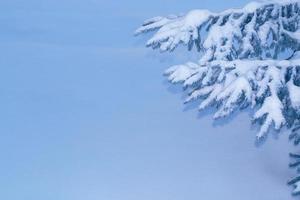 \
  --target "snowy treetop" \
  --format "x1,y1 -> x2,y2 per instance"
136,0 -> 300,139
